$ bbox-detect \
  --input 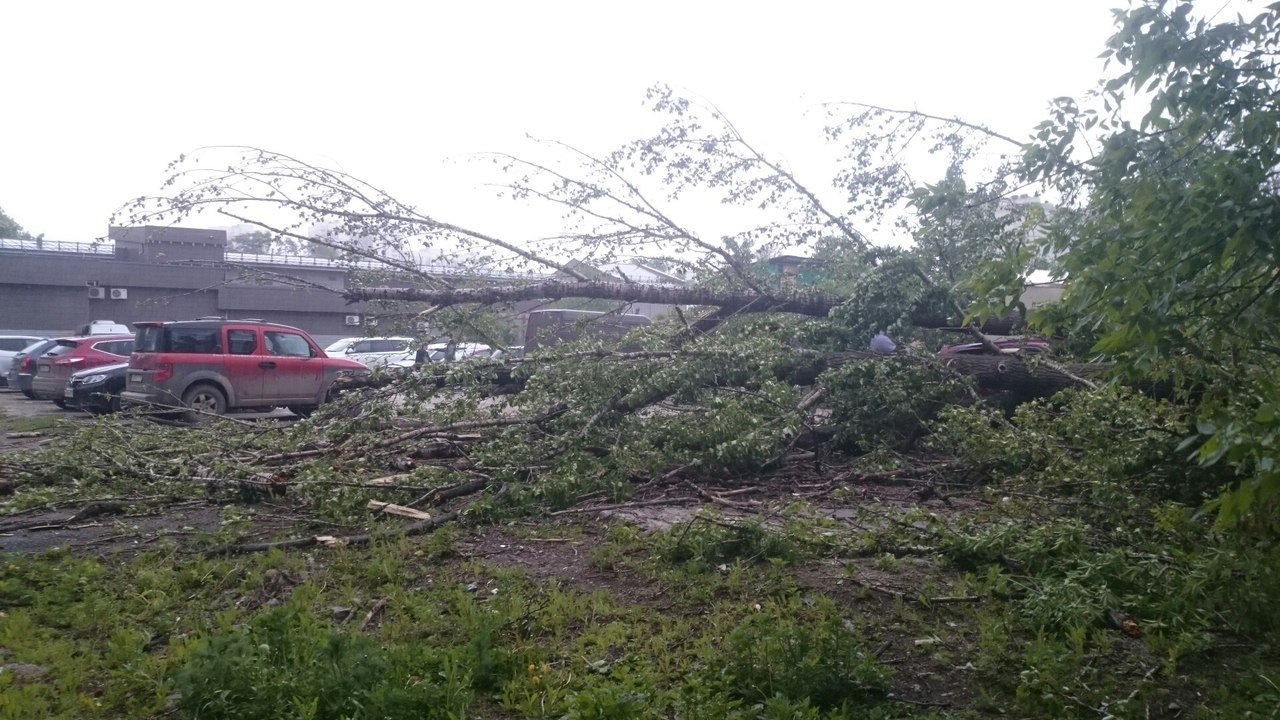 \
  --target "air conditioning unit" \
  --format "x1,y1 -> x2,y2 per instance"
109,288 -> 128,300
365,317 -> 378,327
344,315 -> 361,326
87,287 -> 106,299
